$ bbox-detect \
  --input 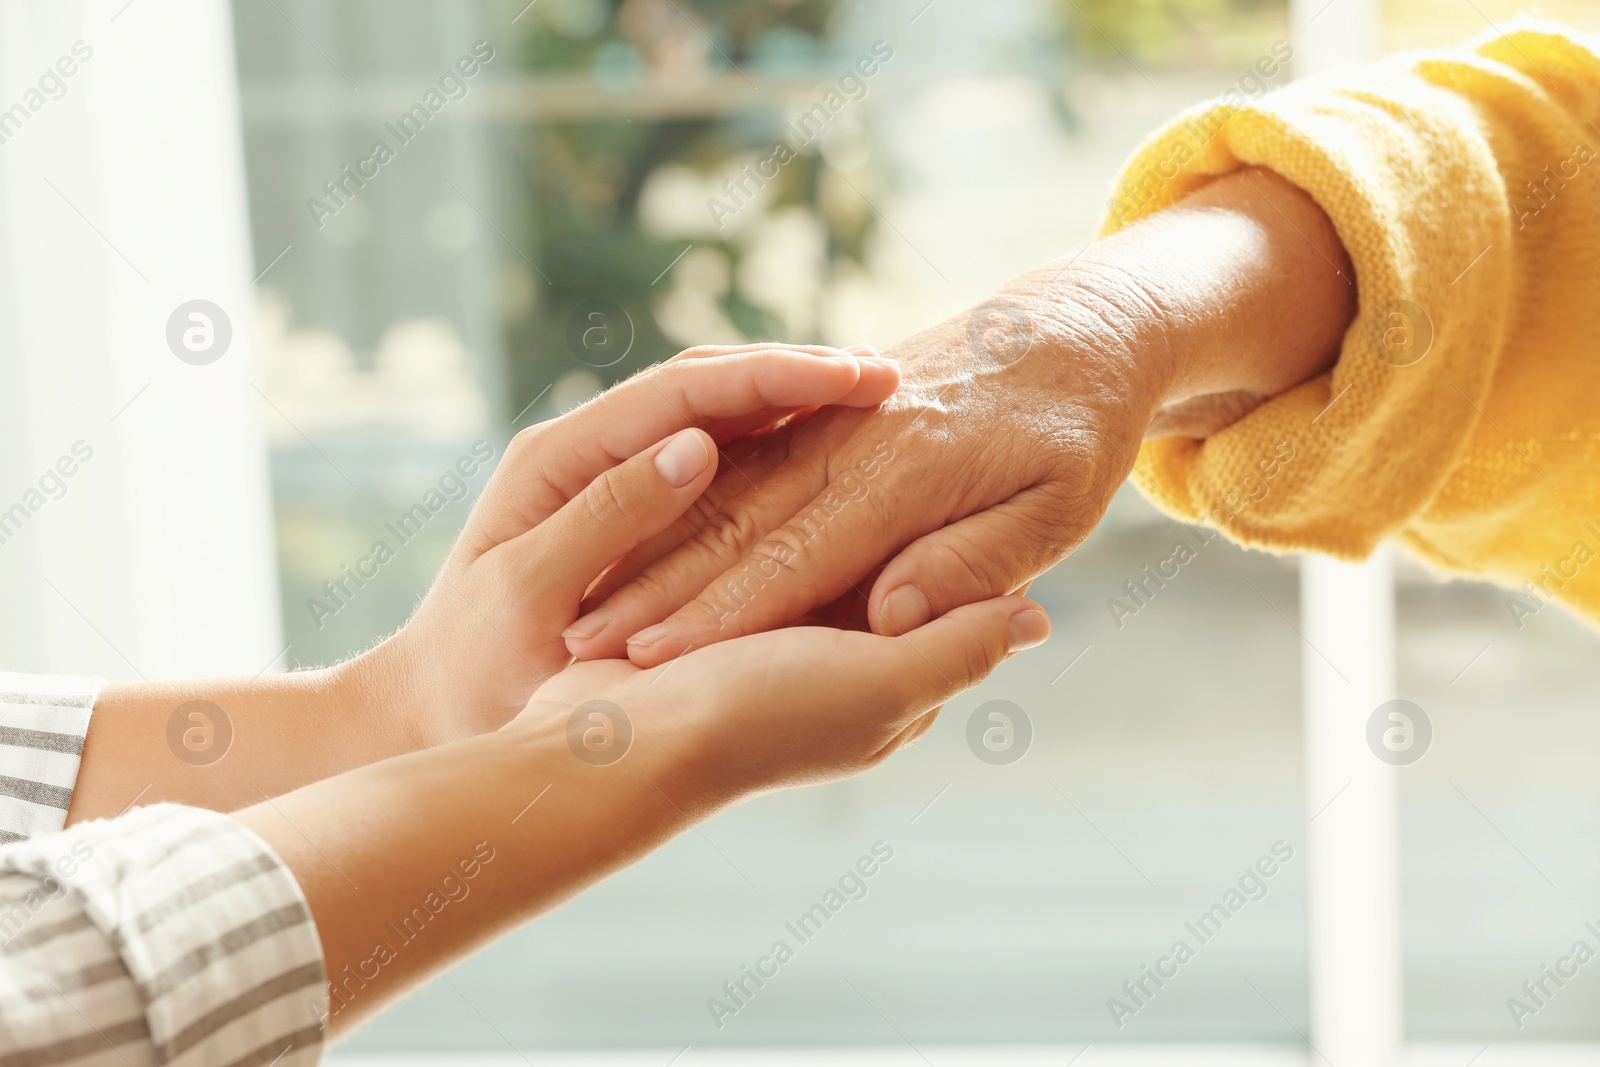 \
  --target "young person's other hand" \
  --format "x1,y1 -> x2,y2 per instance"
513,594 -> 1051,800
237,590 -> 1045,1036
